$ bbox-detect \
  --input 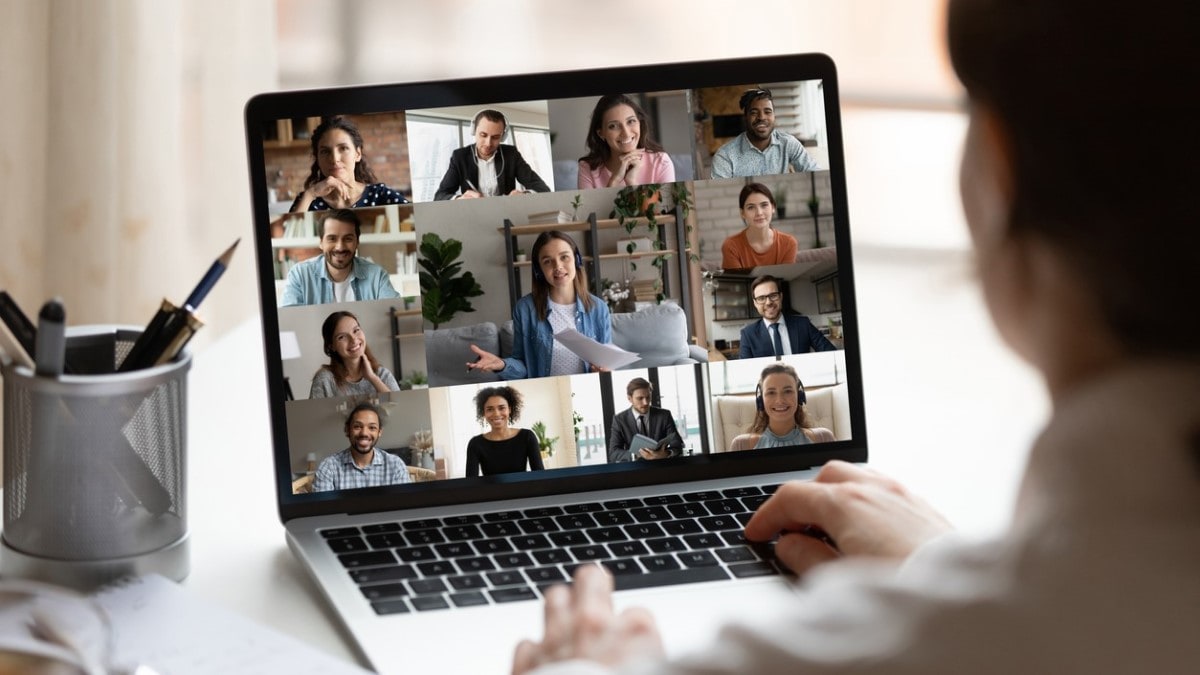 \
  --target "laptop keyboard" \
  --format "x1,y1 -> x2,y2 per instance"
321,484 -> 787,615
